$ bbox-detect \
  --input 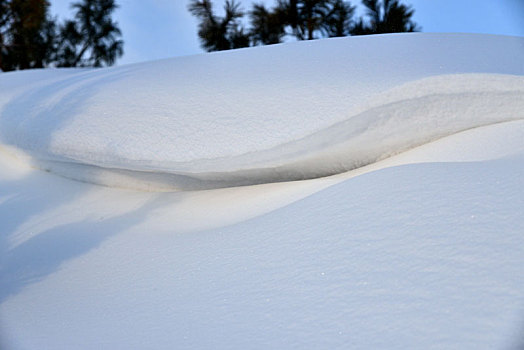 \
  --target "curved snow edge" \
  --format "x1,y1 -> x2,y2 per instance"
21,74 -> 524,191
